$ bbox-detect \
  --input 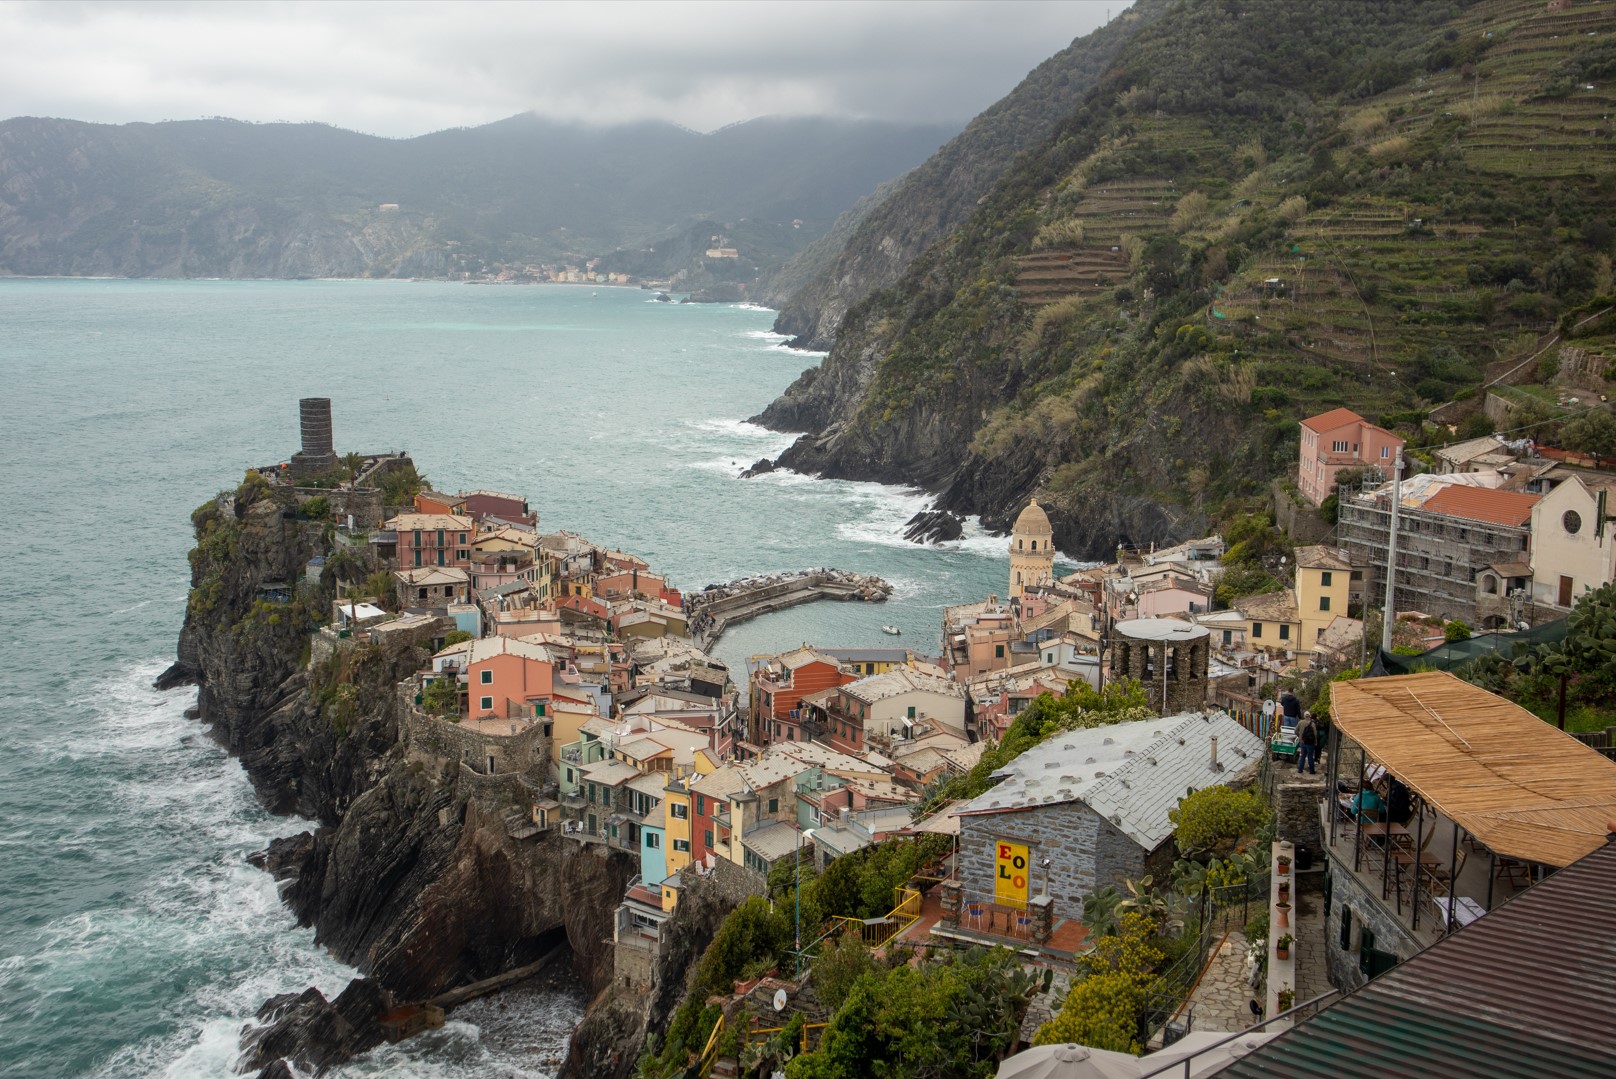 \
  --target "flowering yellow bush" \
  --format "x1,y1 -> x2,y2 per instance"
1033,913 -> 1164,1054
